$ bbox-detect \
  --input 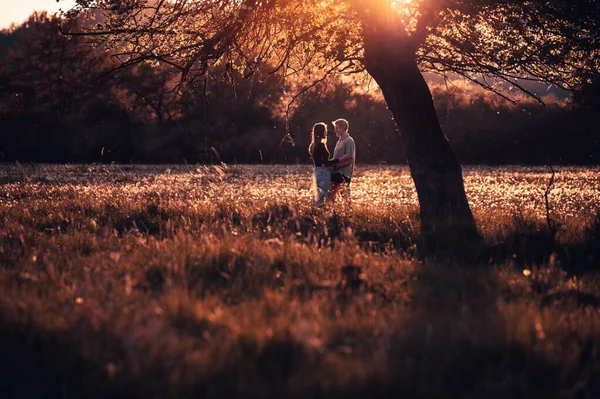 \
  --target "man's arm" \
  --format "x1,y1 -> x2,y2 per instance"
335,156 -> 354,168
328,154 -> 351,169
335,140 -> 355,168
